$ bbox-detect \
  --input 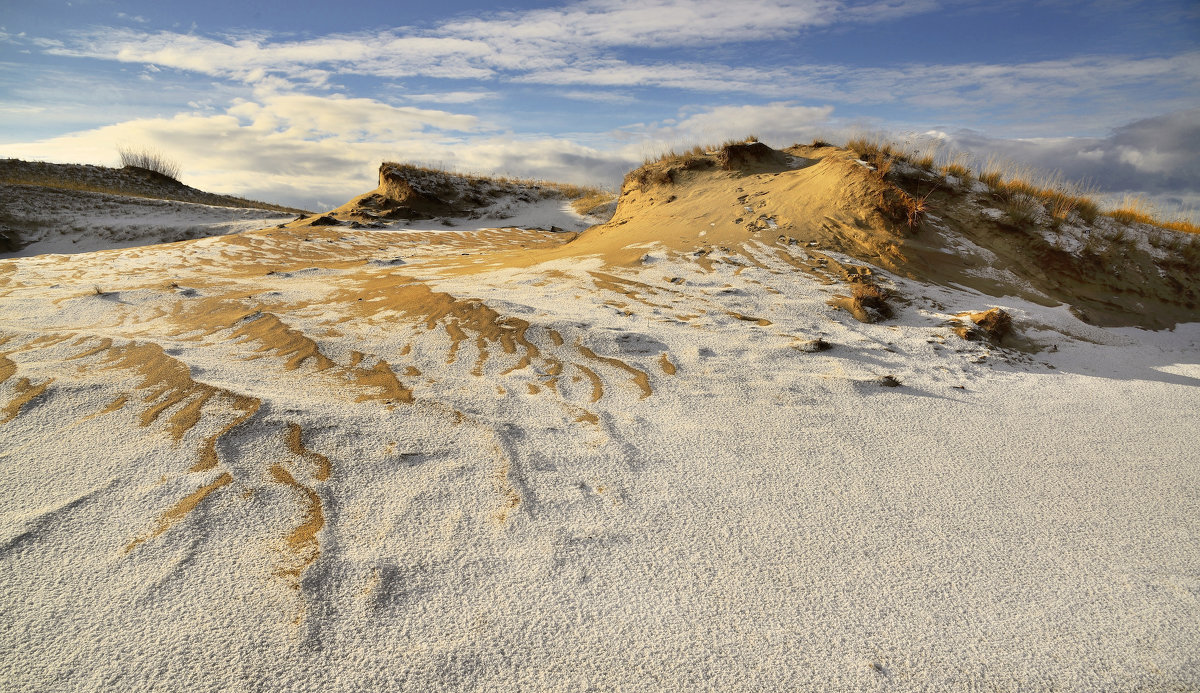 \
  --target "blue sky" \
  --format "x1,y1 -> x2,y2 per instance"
2,0 -> 1198,214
